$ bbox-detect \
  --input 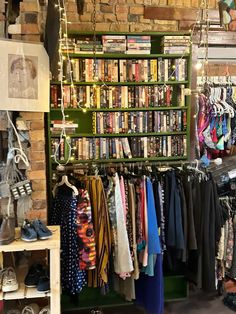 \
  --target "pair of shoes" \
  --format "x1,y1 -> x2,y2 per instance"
24,263 -> 50,293
21,304 -> 50,314
21,219 -> 52,242
2,267 -> 18,292
0,216 -> 15,245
